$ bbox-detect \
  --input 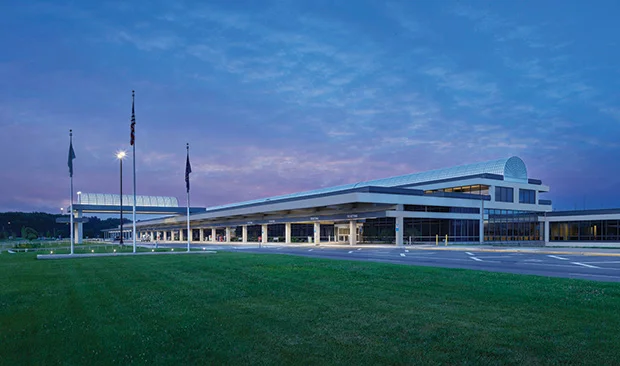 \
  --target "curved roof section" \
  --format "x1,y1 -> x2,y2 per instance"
365,156 -> 528,187
79,193 -> 179,207
207,156 -> 528,211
